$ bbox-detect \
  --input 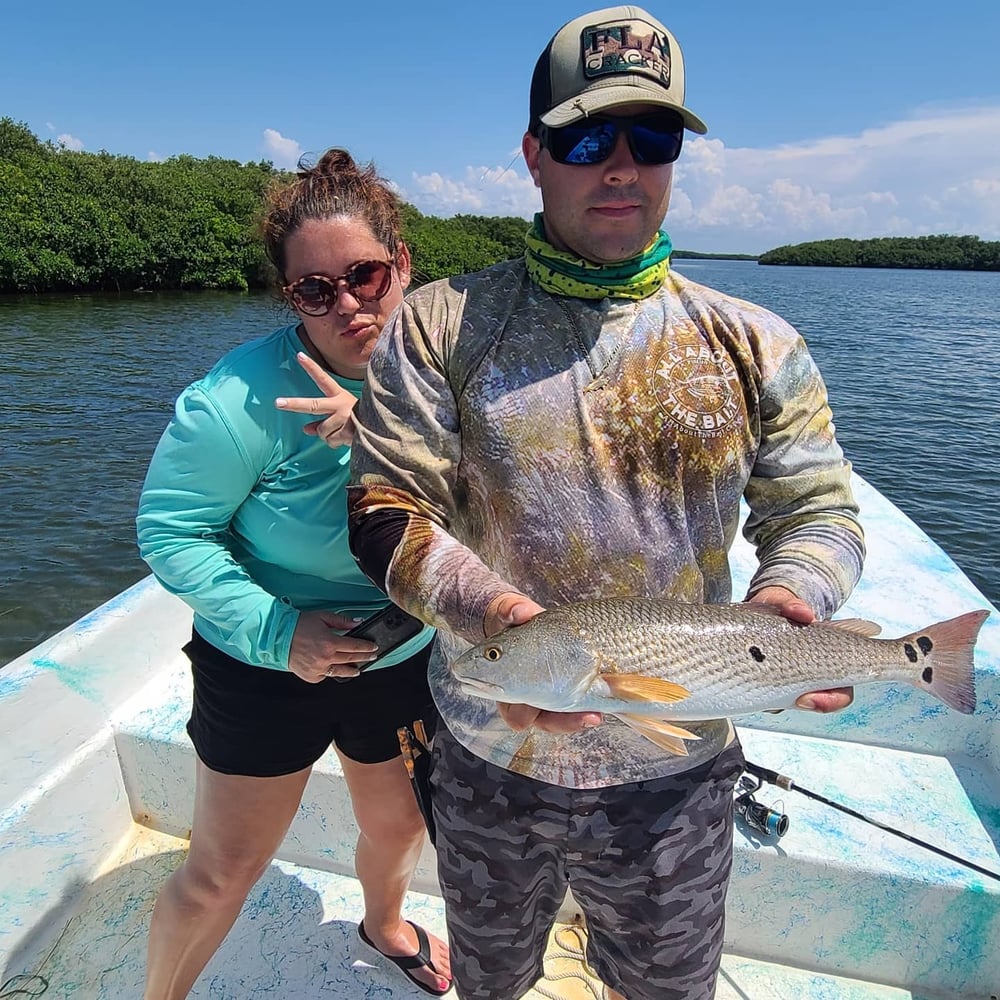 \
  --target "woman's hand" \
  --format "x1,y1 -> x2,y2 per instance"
748,586 -> 854,712
288,610 -> 379,683
275,352 -> 357,449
